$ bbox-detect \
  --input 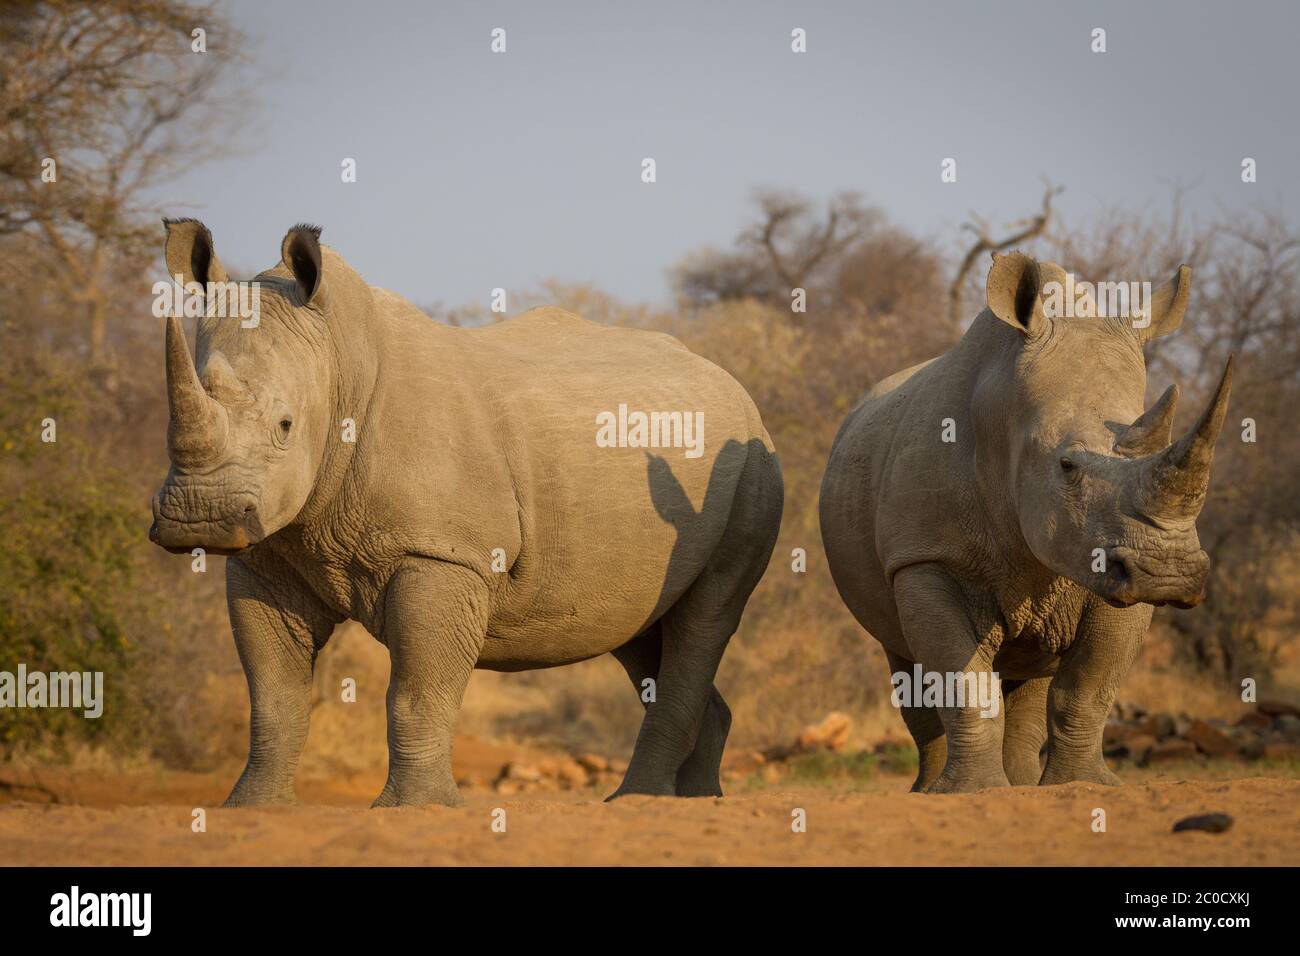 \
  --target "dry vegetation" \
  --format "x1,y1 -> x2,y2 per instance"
2,1 -> 1298,785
